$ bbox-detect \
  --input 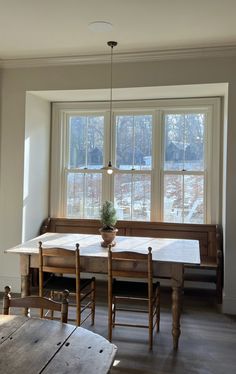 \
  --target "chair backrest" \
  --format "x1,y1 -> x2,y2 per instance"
38,241 -> 80,296
108,245 -> 153,295
3,286 -> 69,323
